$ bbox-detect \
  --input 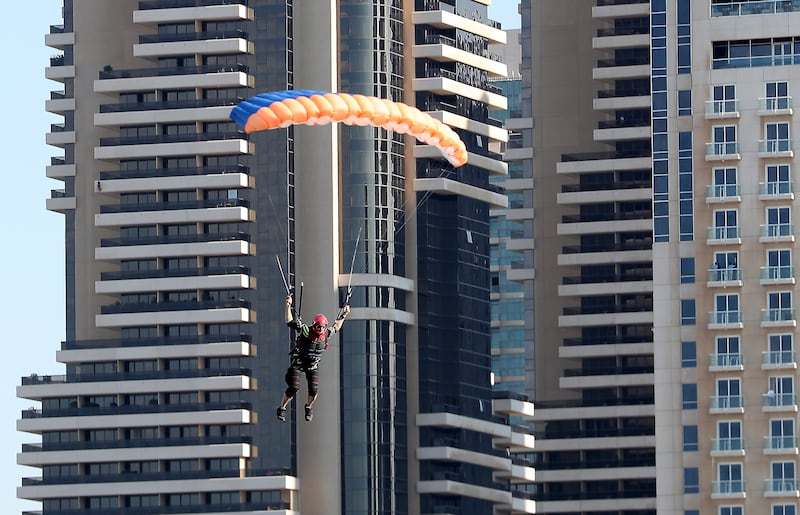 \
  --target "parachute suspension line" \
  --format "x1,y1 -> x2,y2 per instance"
338,226 -> 362,320
276,255 -> 301,323
394,163 -> 455,235
297,281 -> 304,322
